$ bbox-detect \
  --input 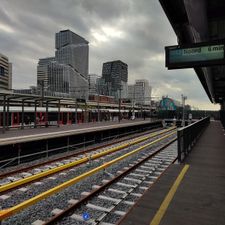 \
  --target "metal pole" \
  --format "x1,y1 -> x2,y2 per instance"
119,87 -> 121,123
6,98 -> 10,130
2,95 -> 6,133
41,80 -> 44,107
75,101 -> 78,124
21,99 -> 24,129
85,101 -> 87,123
149,102 -> 151,121
46,100 -> 49,127
133,87 -> 135,120
98,94 -> 100,122
57,99 -> 60,127
34,100 -> 37,128
181,94 -> 187,127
